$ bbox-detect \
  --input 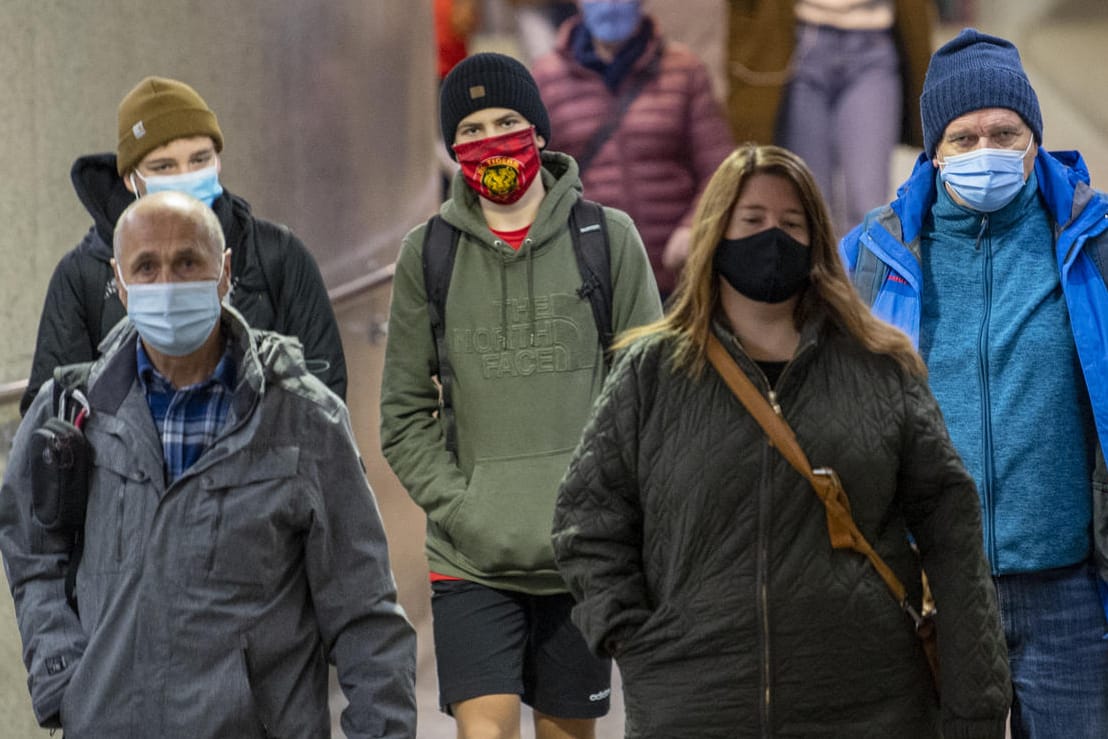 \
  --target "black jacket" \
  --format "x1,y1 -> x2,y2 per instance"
21,153 -> 346,414
553,318 -> 1011,738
